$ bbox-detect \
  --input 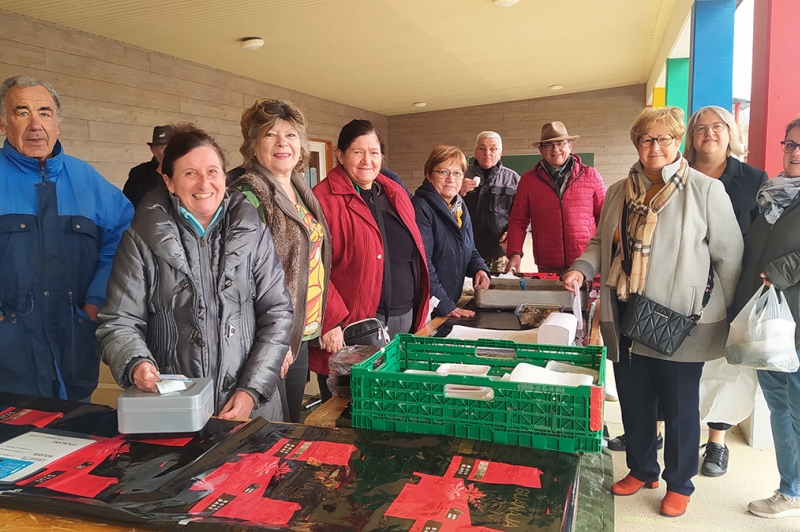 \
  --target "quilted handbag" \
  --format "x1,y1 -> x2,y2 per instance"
620,293 -> 700,357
